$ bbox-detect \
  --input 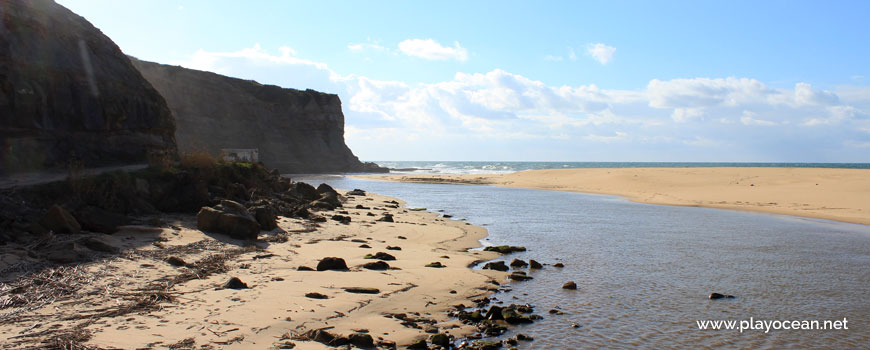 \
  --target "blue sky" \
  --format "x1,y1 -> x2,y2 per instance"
58,0 -> 870,161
